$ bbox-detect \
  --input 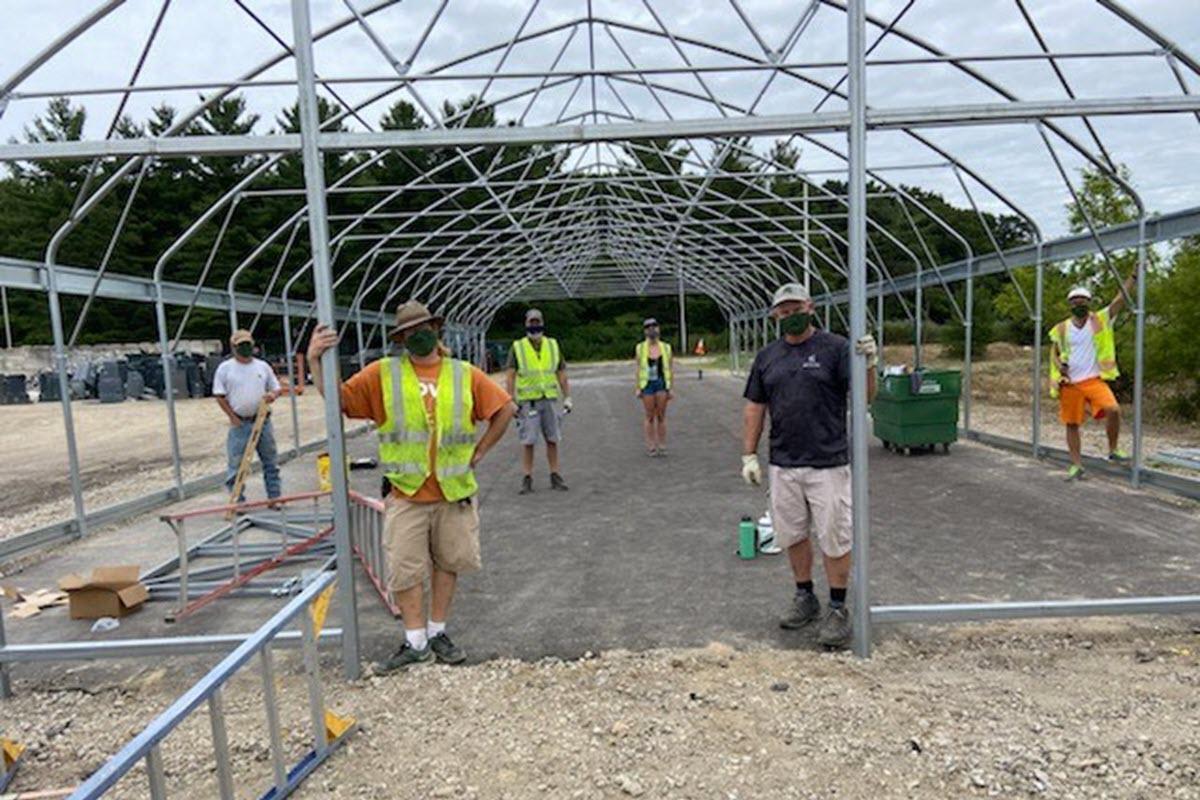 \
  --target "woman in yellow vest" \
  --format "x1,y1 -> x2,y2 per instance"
307,301 -> 516,674
1048,269 -> 1135,482
634,318 -> 674,456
